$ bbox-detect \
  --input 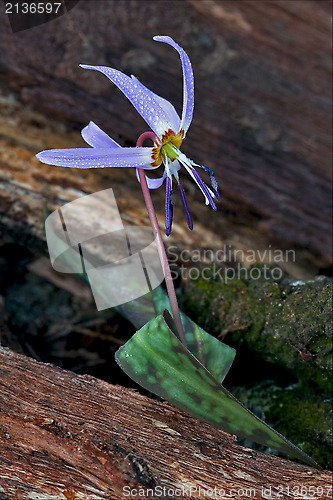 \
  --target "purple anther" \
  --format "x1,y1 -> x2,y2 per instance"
177,184 -> 193,230
209,173 -> 220,200
165,176 -> 174,236
191,168 -> 217,210
200,165 -> 220,200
